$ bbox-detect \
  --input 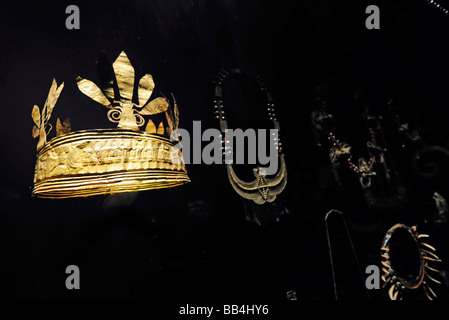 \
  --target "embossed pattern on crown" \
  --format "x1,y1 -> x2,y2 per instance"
32,51 -> 189,199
